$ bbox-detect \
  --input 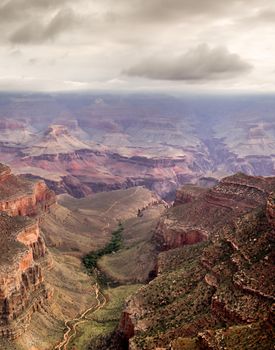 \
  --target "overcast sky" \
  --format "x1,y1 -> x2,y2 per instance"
0,0 -> 275,93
